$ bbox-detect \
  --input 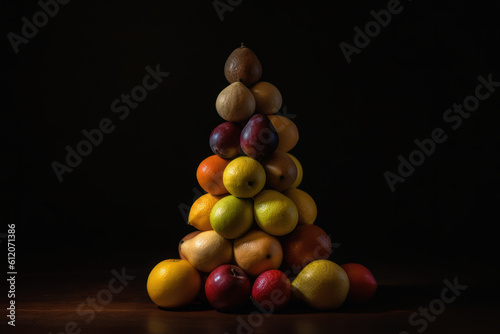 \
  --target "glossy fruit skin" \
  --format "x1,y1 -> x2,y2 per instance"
147,259 -> 201,309
251,270 -> 291,311
205,264 -> 251,312
341,263 -> 377,303
240,114 -> 279,160
209,122 -> 243,159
